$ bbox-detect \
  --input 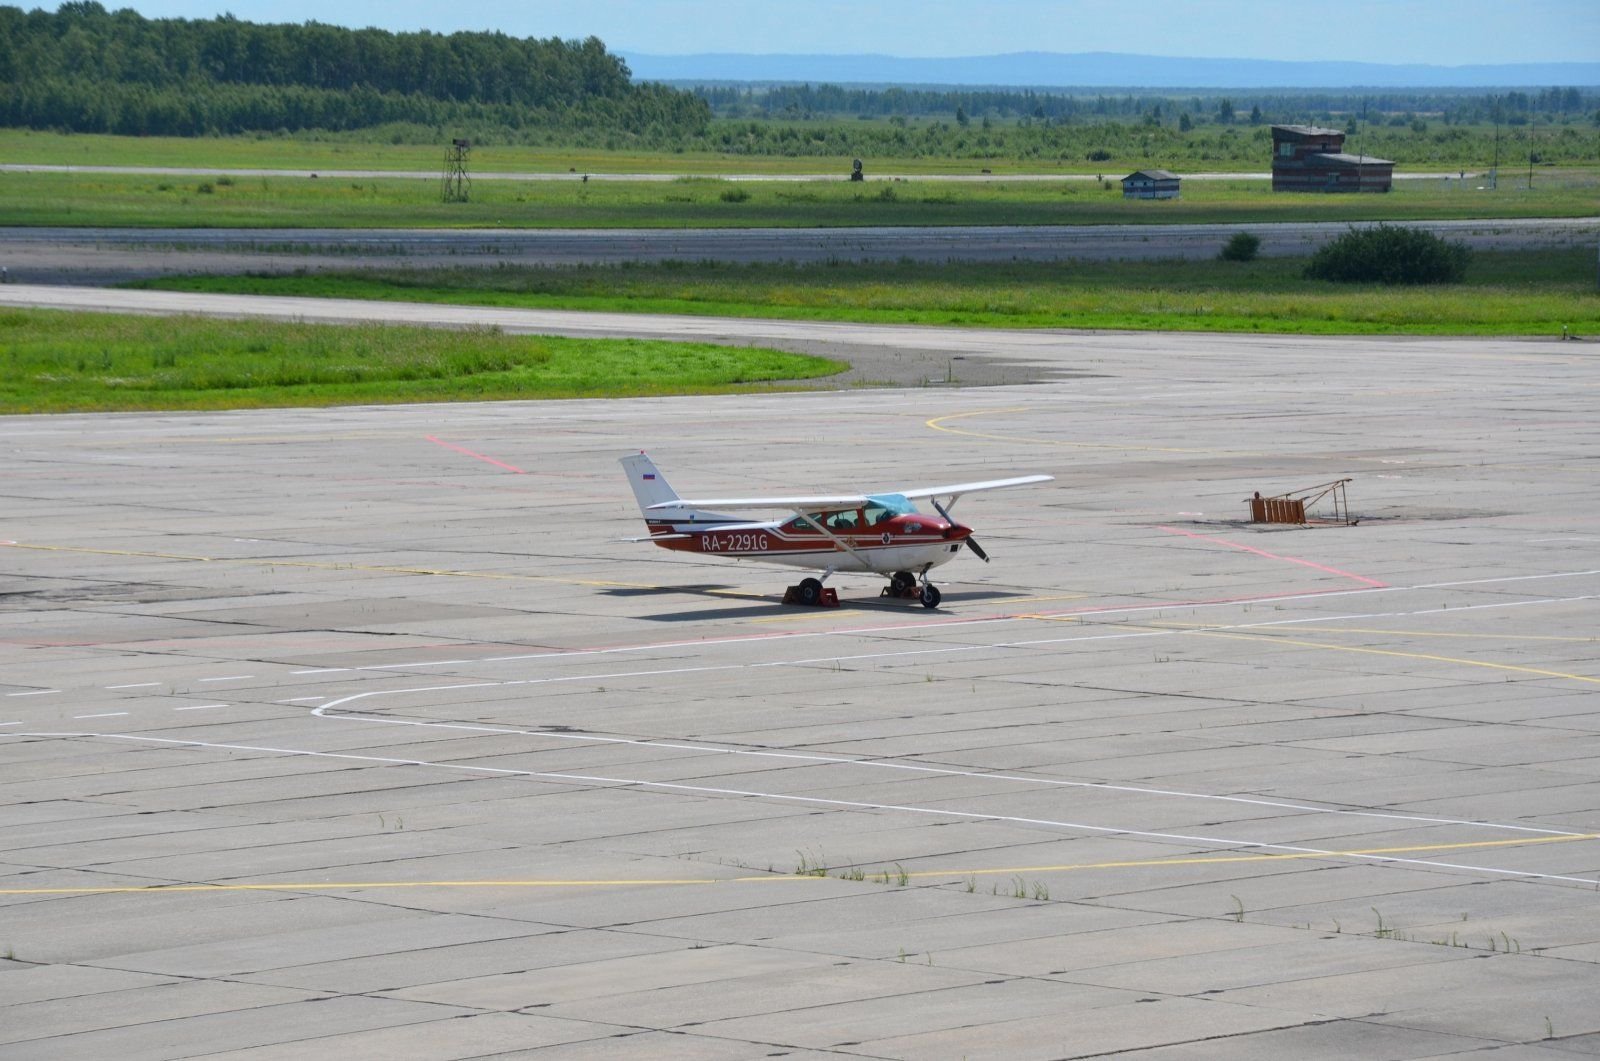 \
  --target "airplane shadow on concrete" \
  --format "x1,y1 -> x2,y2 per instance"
600,583 -> 1031,622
